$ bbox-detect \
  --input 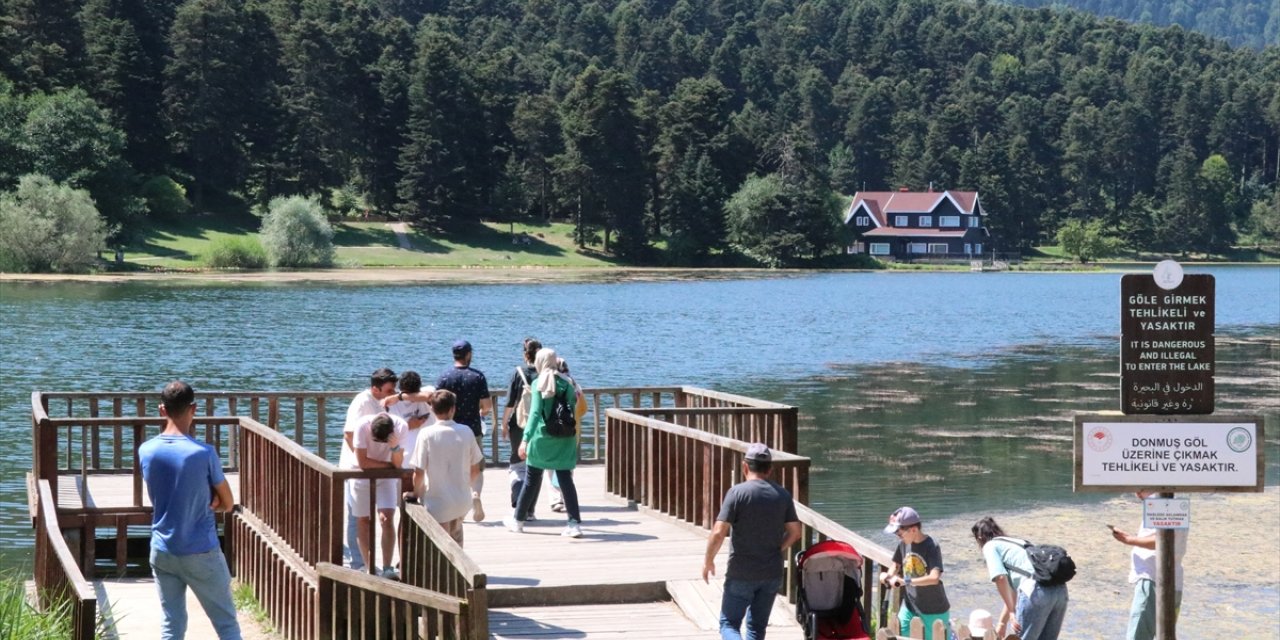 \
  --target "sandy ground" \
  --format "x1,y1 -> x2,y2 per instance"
0,266 -> 810,285
913,488 -> 1280,639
